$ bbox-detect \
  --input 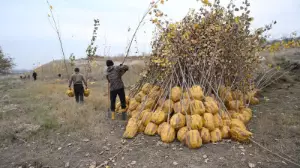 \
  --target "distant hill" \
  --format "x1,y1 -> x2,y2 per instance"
32,56 -> 147,86
10,69 -> 31,74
